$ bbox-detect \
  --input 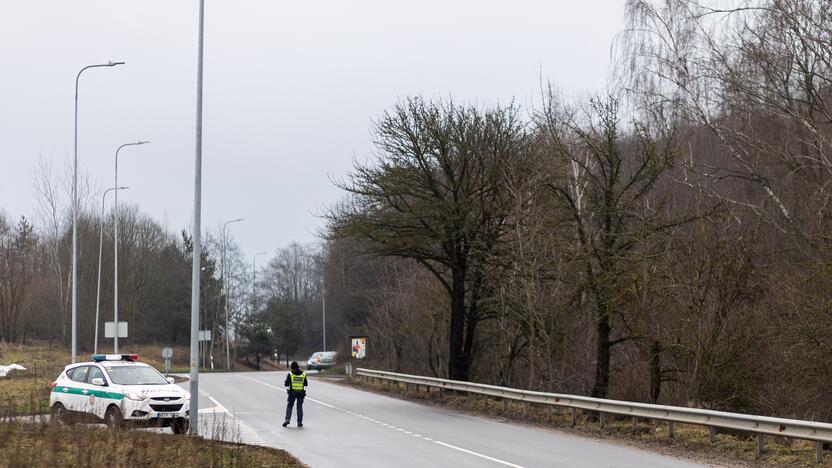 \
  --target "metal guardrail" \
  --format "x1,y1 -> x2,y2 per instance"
356,368 -> 832,463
